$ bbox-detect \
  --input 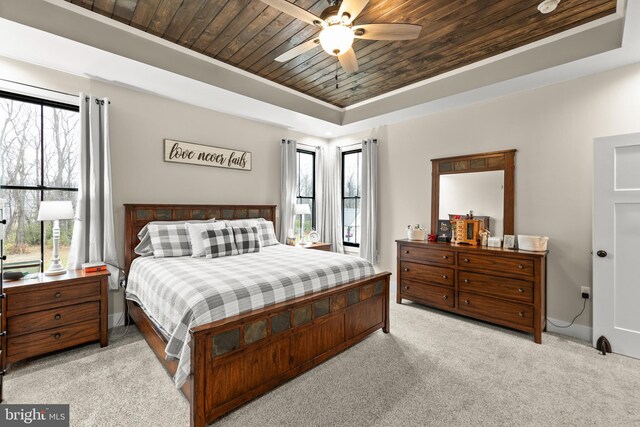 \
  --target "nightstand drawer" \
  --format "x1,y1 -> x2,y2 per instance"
7,319 -> 100,363
8,302 -> 100,337
7,281 -> 100,312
